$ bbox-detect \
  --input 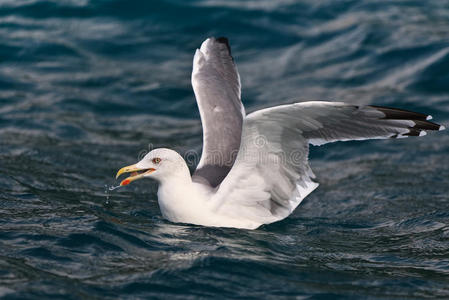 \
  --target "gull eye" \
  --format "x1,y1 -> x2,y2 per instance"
152,157 -> 161,164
